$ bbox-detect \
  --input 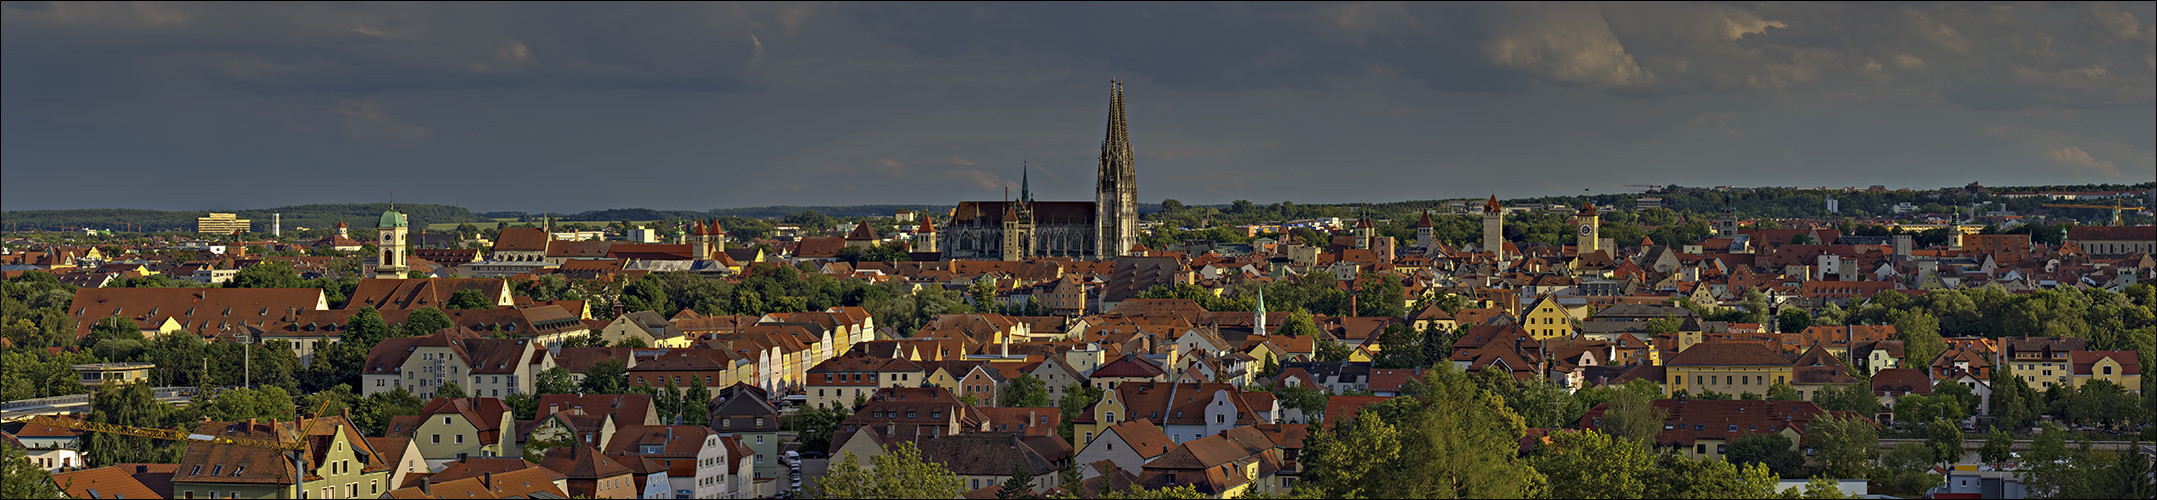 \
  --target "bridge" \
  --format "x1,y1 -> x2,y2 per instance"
1,386 -> 225,423
1877,438 -> 2145,464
